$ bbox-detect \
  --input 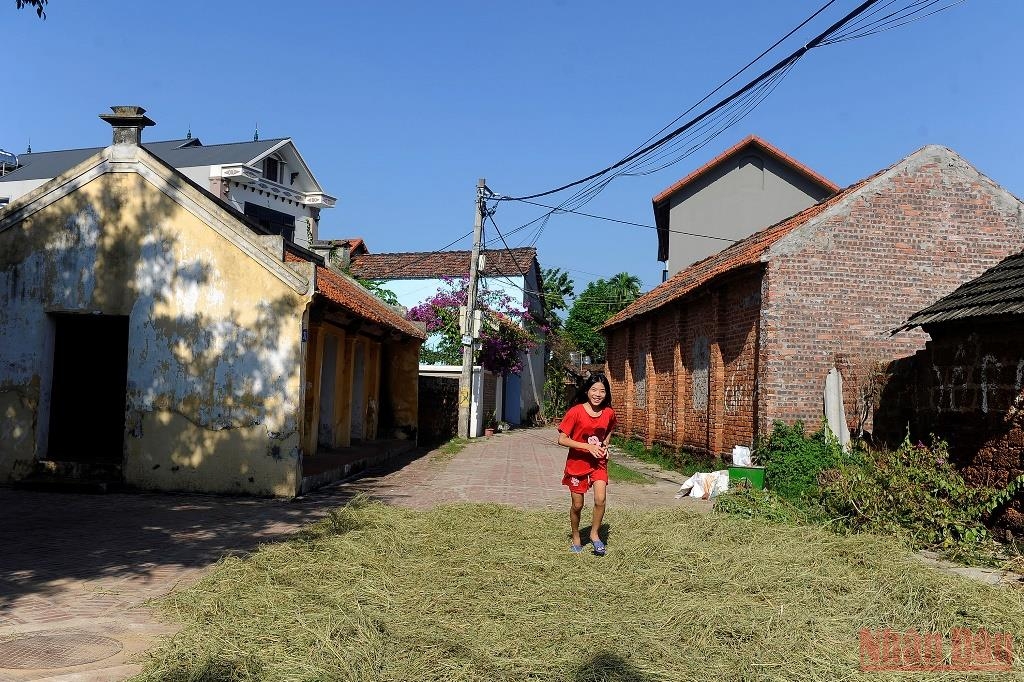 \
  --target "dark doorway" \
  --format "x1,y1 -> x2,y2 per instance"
47,314 -> 129,463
